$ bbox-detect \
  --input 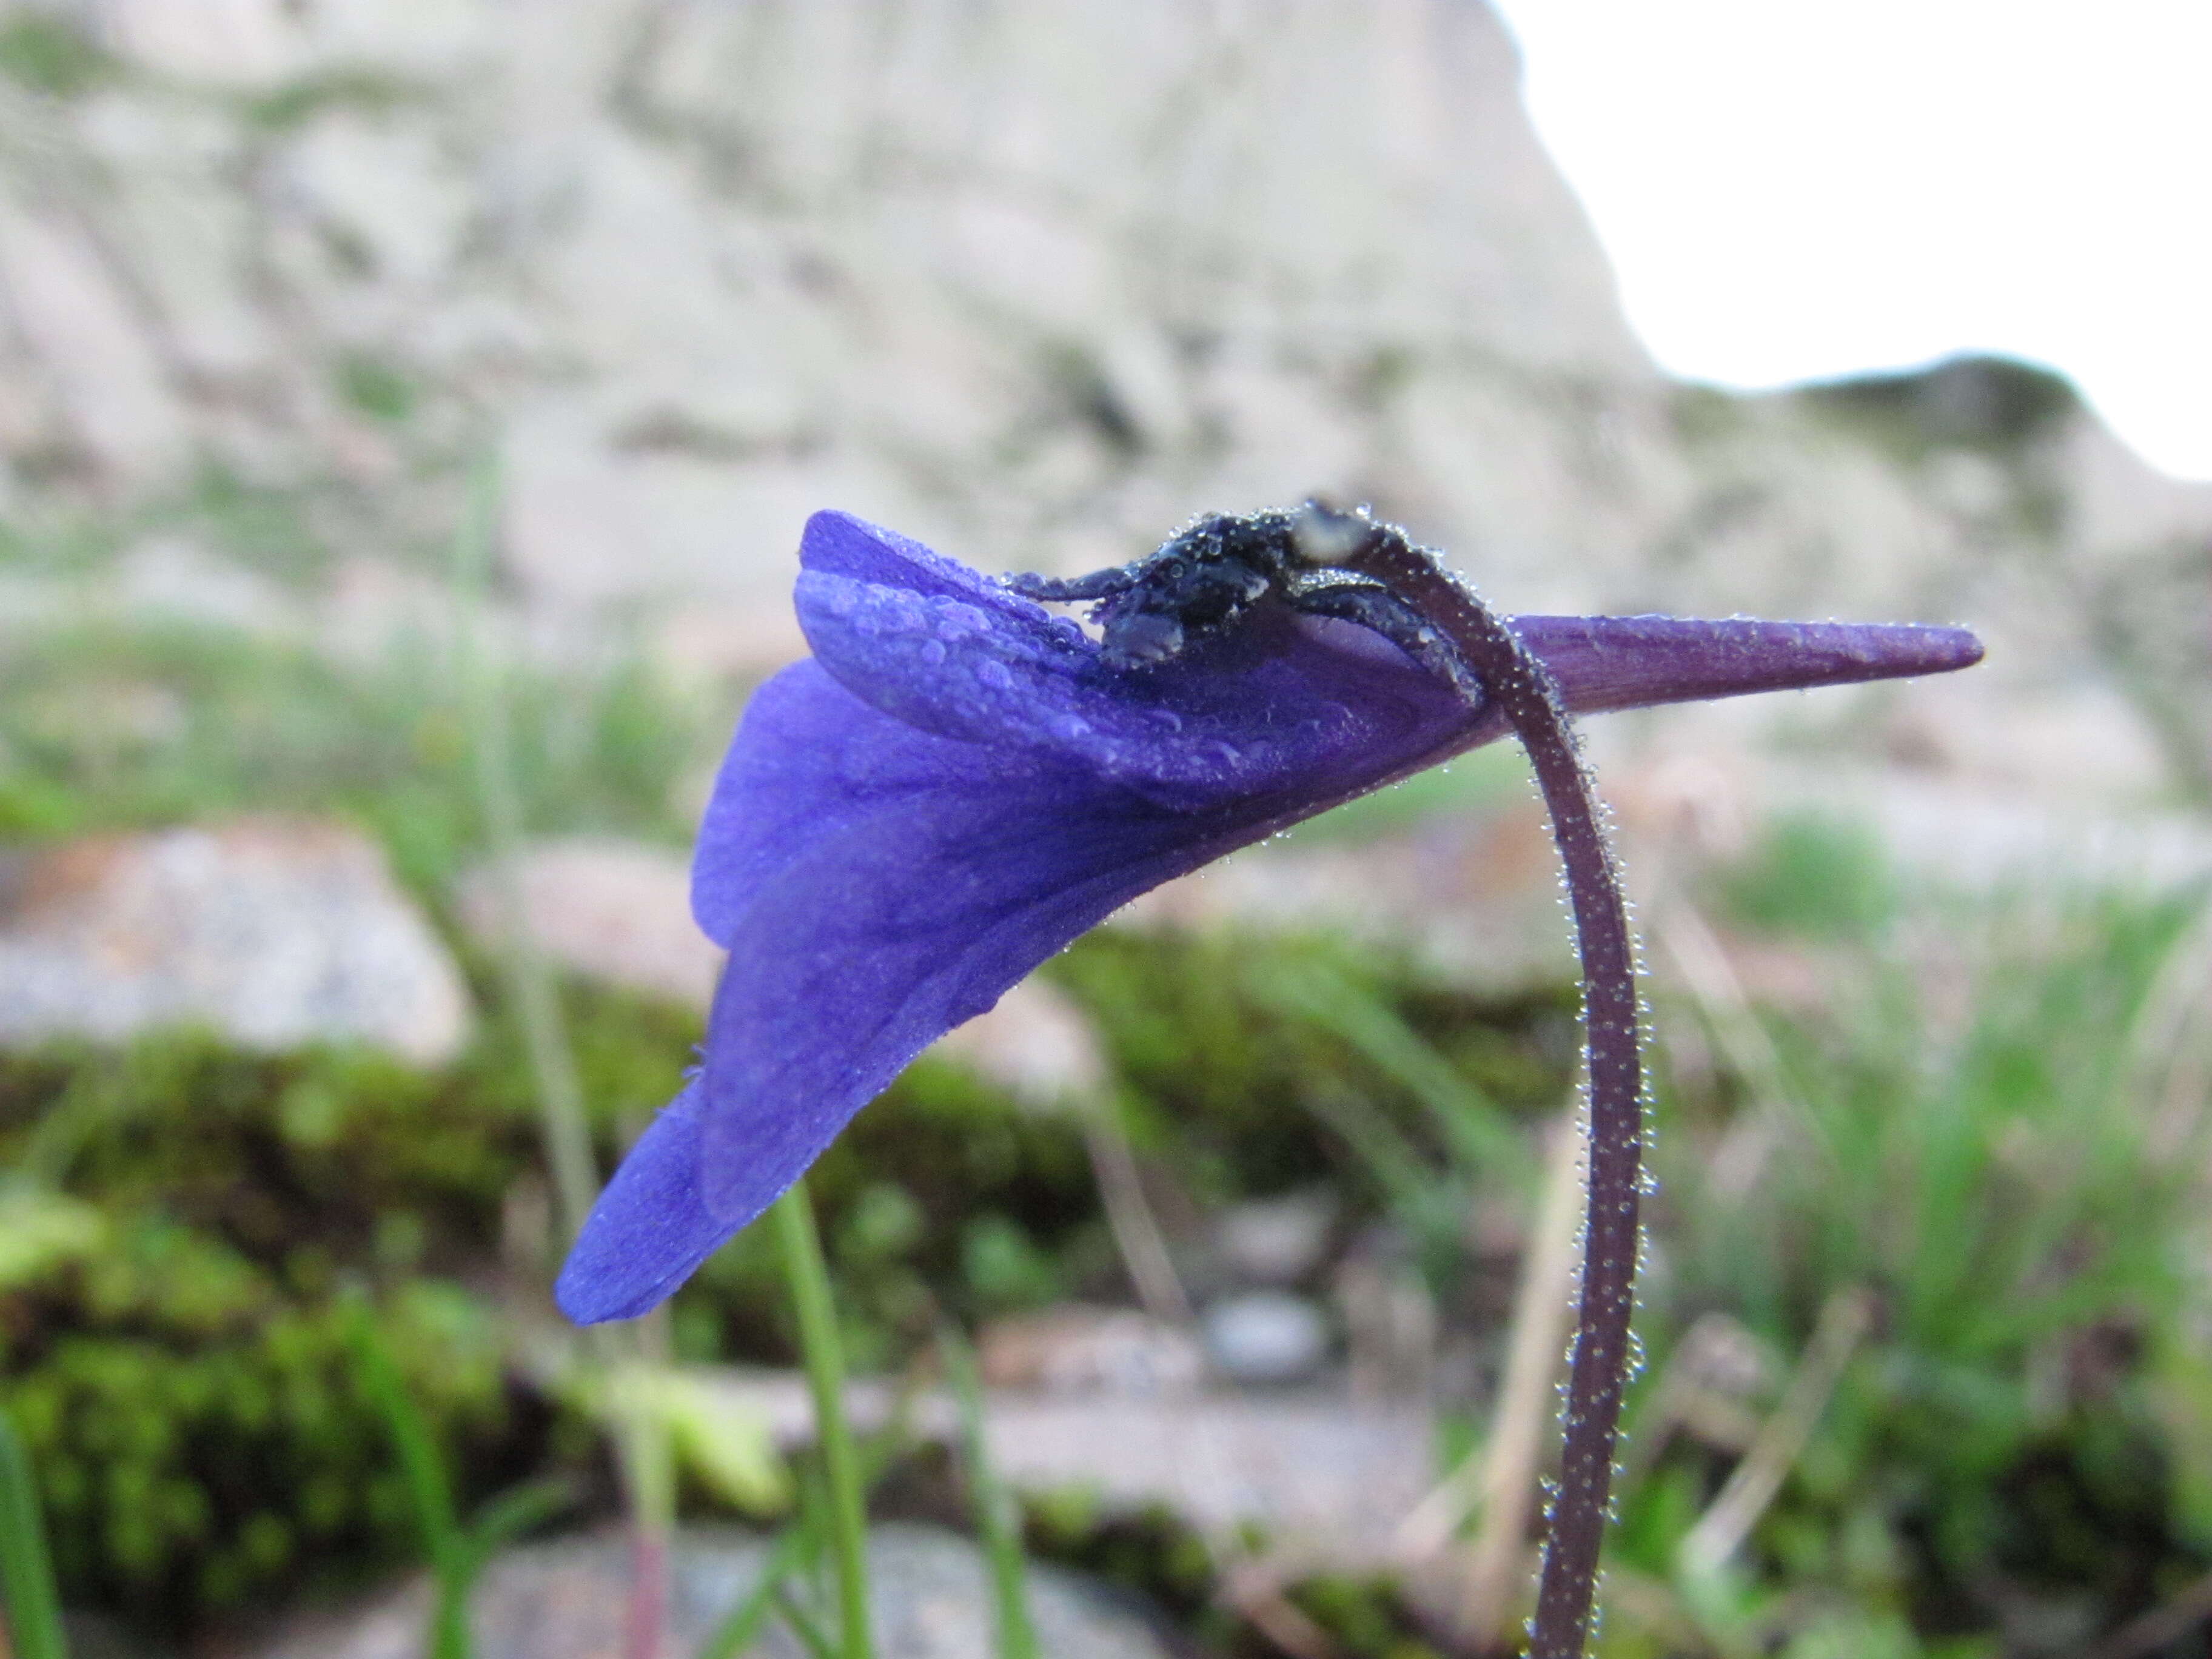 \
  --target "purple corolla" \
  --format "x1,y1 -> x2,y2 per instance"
555,510 -> 1981,1323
